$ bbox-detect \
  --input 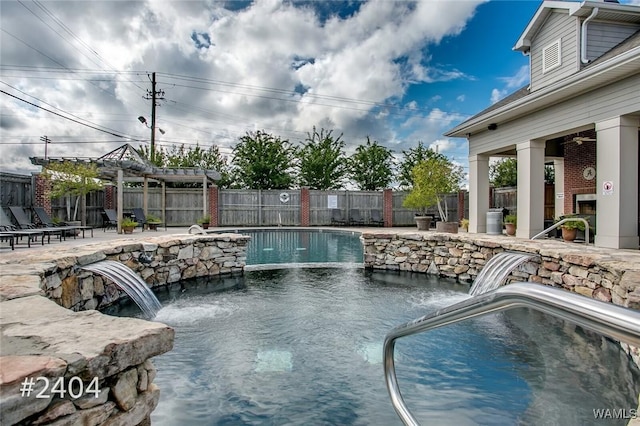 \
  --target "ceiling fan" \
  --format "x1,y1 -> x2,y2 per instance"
572,136 -> 596,144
